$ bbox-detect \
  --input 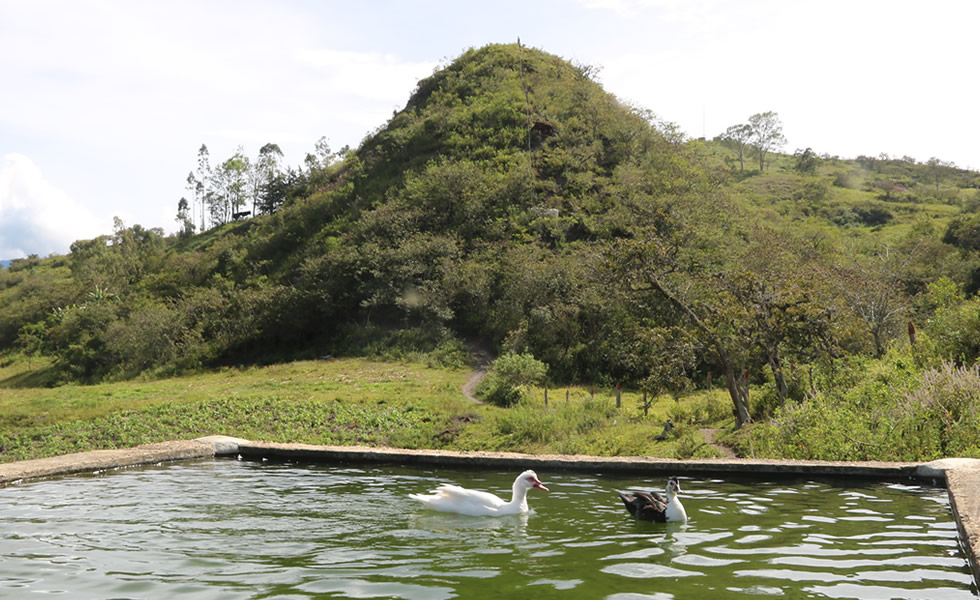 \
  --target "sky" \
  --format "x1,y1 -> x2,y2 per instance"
2,0 -> 978,259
